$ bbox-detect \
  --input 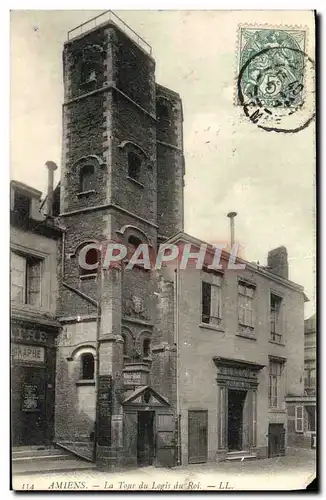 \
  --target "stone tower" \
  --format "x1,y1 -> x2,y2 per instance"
55,12 -> 184,466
